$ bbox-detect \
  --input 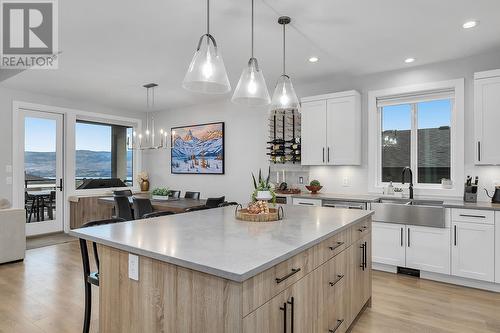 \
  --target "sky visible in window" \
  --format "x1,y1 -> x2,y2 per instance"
382,99 -> 451,130
75,122 -> 111,152
25,117 -> 56,152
